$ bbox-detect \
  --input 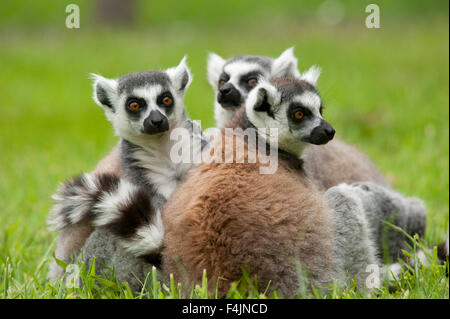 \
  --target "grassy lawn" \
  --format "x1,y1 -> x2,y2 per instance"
0,1 -> 448,298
